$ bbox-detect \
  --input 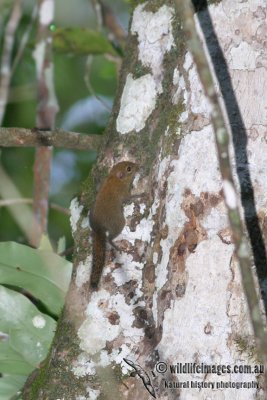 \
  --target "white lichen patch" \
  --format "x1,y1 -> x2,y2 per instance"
87,388 -> 100,400
110,252 -> 143,287
173,67 -> 179,86
244,133 -> 267,212
187,58 -> 211,116
152,157 -> 185,293
78,290 -> 144,357
139,203 -> 146,214
117,4 -> 175,134
202,205 -> 228,239
40,0 -> 54,25
75,256 -> 92,288
152,136 -> 223,292
70,198 -> 83,233
172,67 -> 187,107
153,252 -> 158,264
72,352 -> 96,377
131,4 -> 174,91
123,203 -> 135,218
155,238 -> 169,292
229,42 -> 261,70
116,211 -> 154,245
116,74 -> 157,134
81,217 -> 89,229
132,172 -> 141,189
109,293 -> 144,338
179,111 -> 189,124
78,290 -> 119,355
177,127 -> 222,196
78,345 -> 135,377
184,51 -> 193,71
32,315 -> 46,329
